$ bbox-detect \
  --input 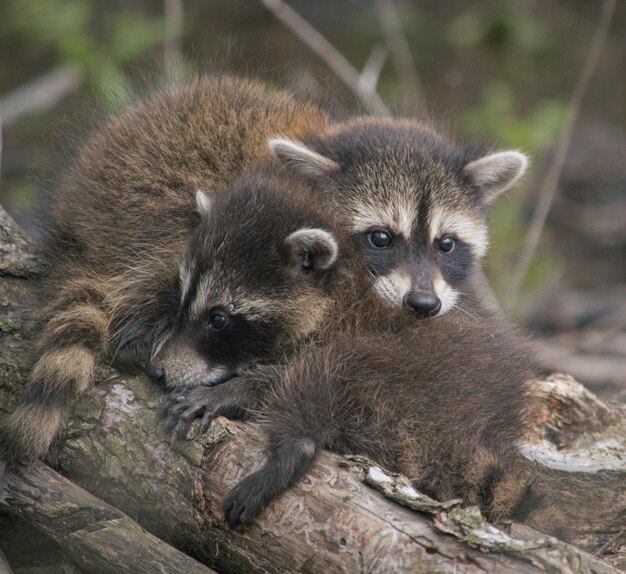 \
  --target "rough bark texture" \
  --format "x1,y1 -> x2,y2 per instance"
0,207 -> 624,573
2,463 -> 215,574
